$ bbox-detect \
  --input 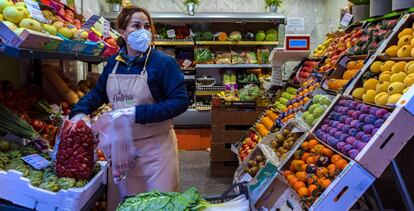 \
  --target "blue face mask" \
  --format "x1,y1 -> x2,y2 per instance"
126,29 -> 152,53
